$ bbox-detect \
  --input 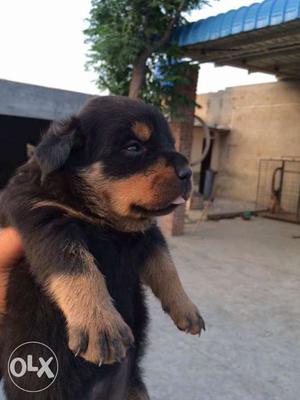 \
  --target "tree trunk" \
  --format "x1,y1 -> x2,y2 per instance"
128,2 -> 184,99
129,56 -> 147,99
